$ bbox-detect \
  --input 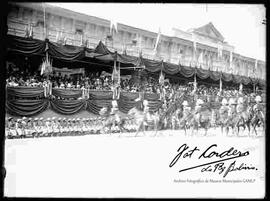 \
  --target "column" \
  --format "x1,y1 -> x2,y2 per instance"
229,51 -> 233,73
